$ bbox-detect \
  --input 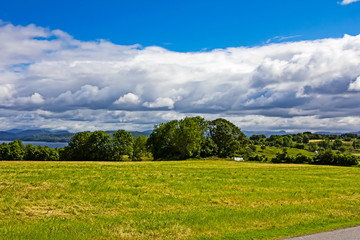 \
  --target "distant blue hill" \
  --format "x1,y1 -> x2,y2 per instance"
6,129 -> 23,134
0,131 -> 17,139
243,130 -> 288,138
0,129 -> 150,142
